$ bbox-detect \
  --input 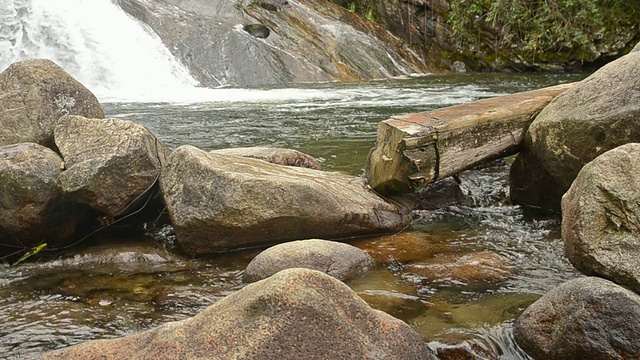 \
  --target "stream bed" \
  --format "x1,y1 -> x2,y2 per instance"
0,73 -> 585,359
